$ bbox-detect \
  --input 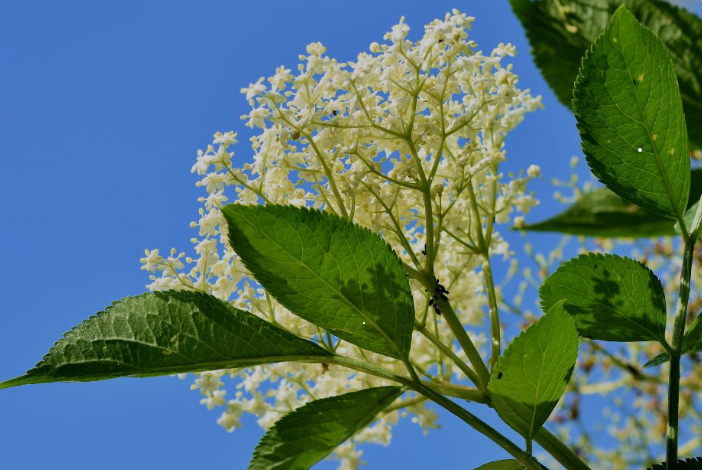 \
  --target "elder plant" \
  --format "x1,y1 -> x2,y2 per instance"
3,5 -> 702,470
